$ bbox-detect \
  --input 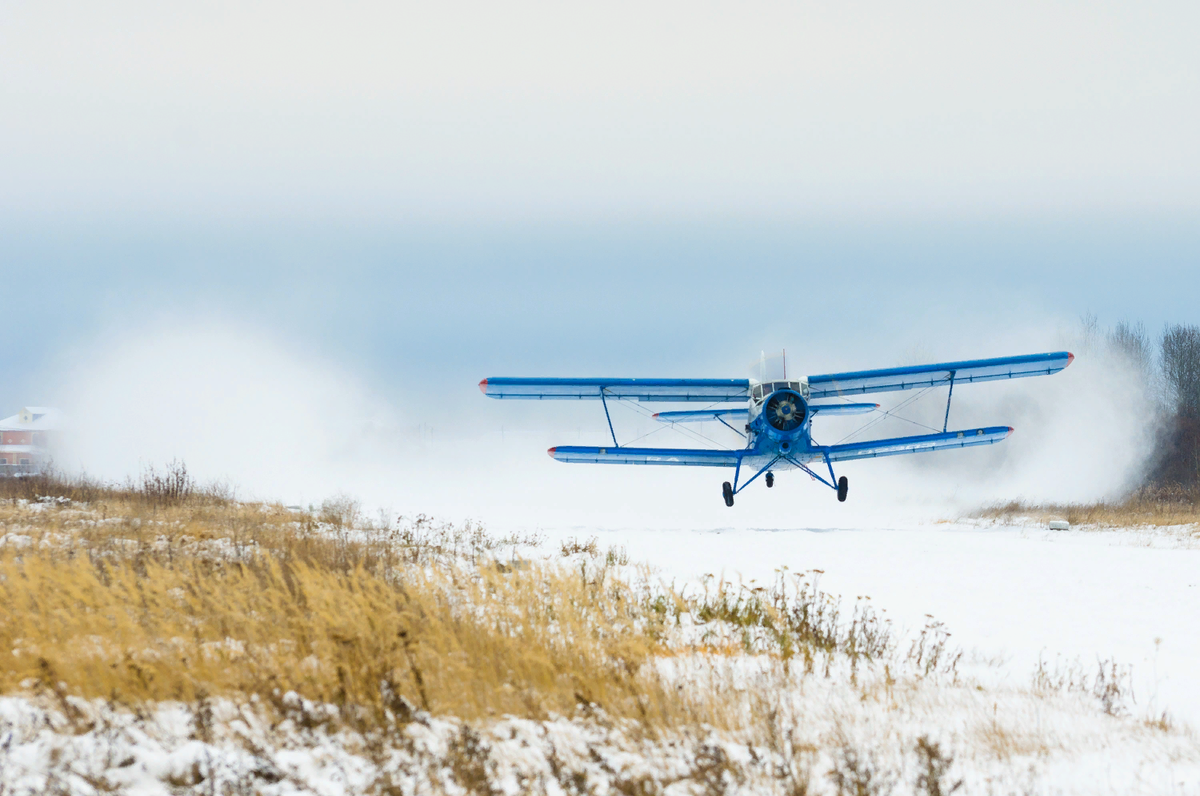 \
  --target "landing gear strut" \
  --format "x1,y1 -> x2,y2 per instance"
837,476 -> 849,503
765,472 -> 775,488
722,481 -> 734,507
